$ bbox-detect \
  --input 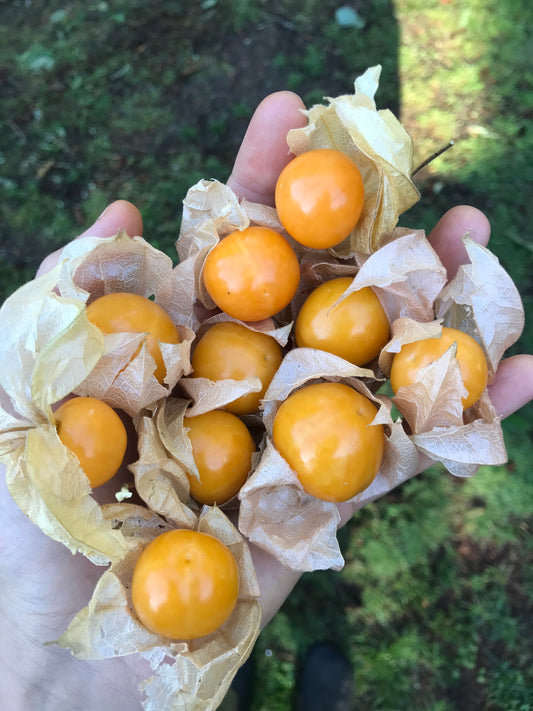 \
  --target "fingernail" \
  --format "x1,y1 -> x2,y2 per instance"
96,204 -> 111,221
